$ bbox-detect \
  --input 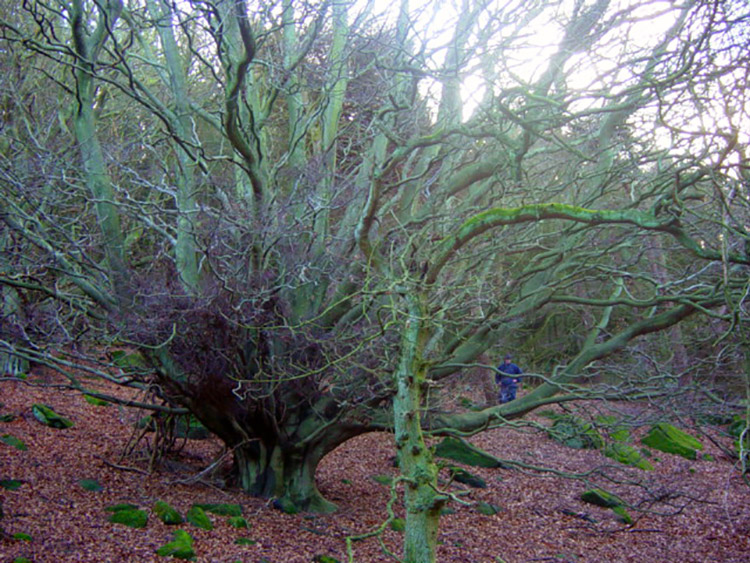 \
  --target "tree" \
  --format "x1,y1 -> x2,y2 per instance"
1,0 -> 749,561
